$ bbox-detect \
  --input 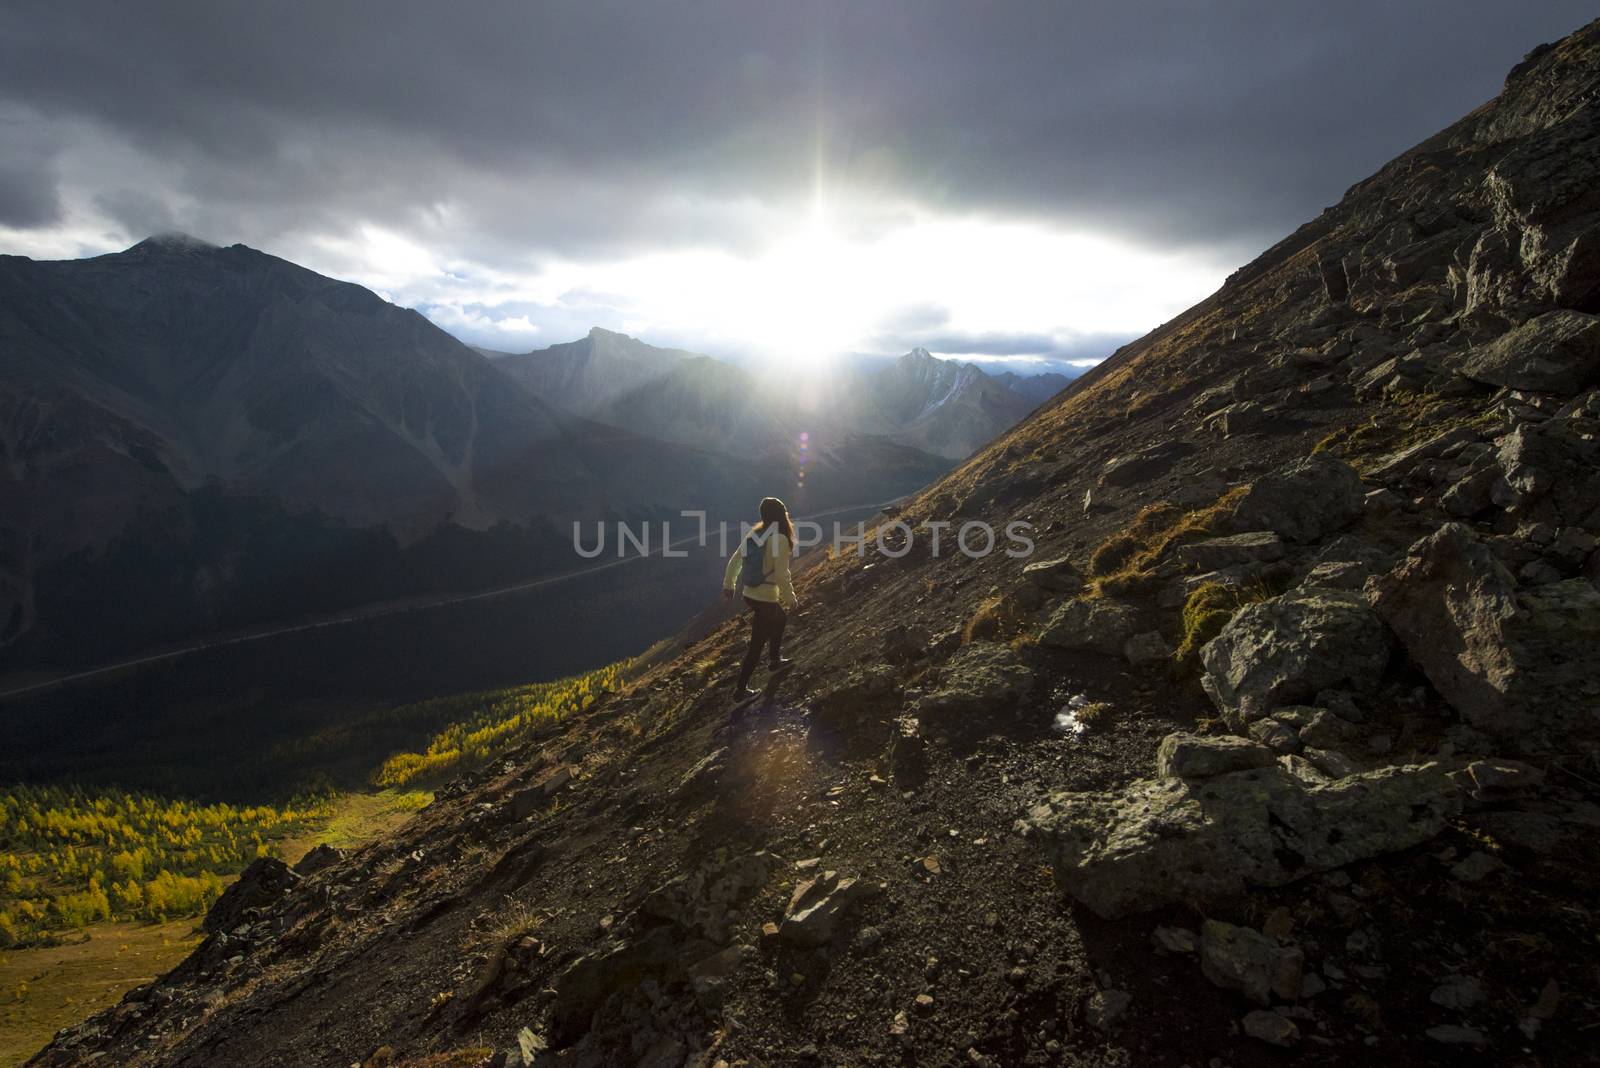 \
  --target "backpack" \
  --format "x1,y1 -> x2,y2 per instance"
739,532 -> 772,588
